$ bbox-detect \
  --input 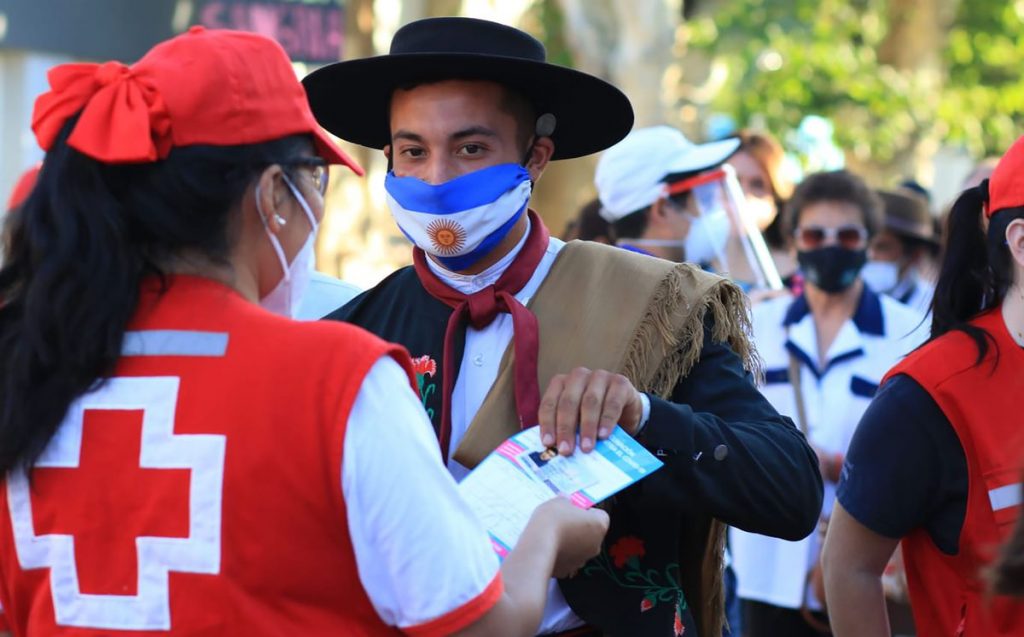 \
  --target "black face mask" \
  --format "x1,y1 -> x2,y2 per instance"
797,246 -> 867,293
